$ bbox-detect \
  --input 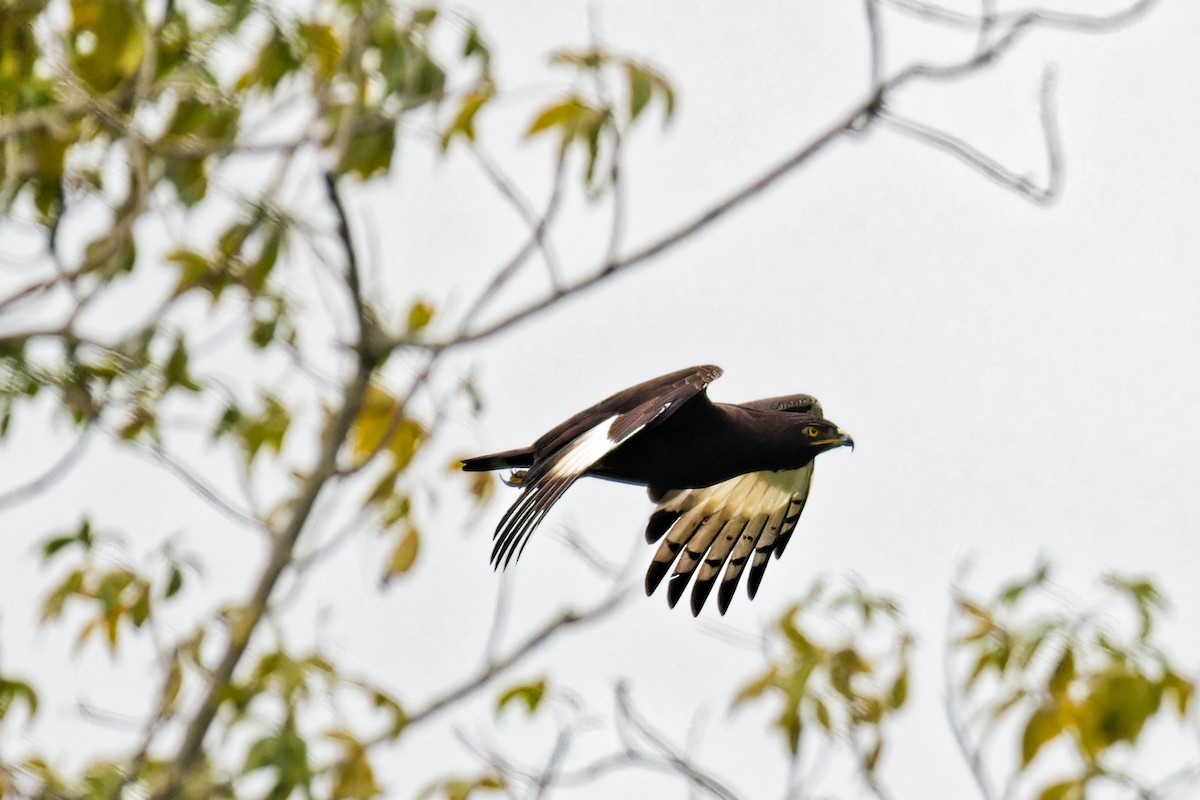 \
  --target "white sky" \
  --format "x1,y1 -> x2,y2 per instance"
2,1 -> 1199,798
